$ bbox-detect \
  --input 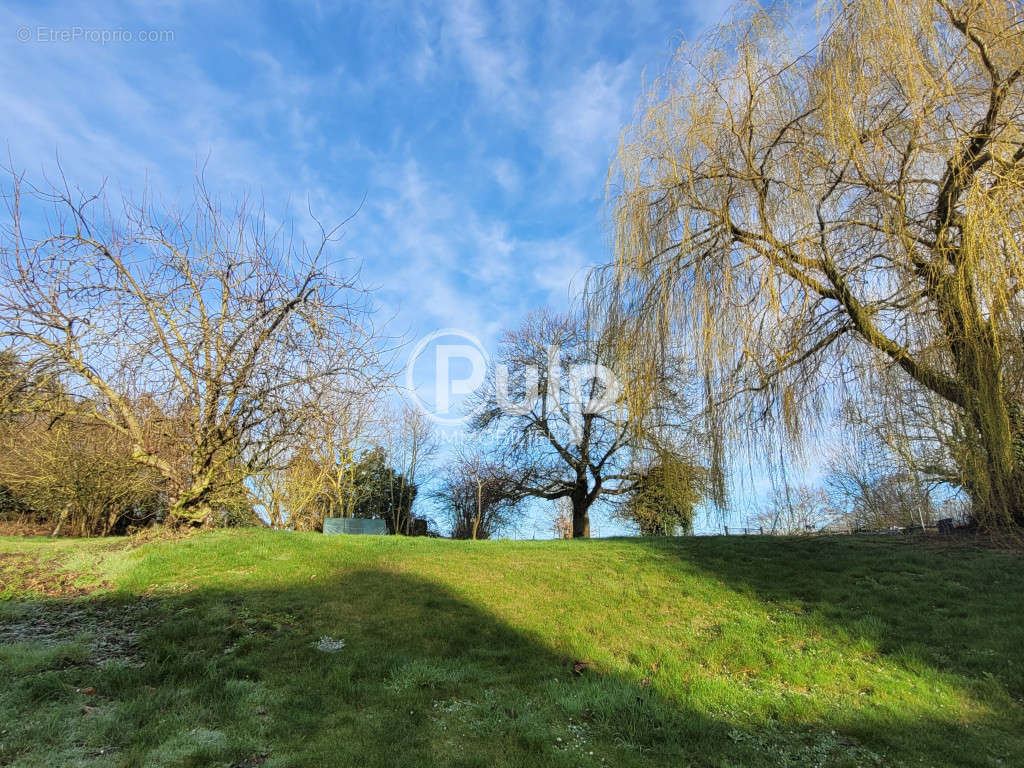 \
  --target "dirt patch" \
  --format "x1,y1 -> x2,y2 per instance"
0,552 -> 107,598
0,551 -> 150,666
230,754 -> 270,768
0,599 -> 154,666
0,519 -> 54,537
